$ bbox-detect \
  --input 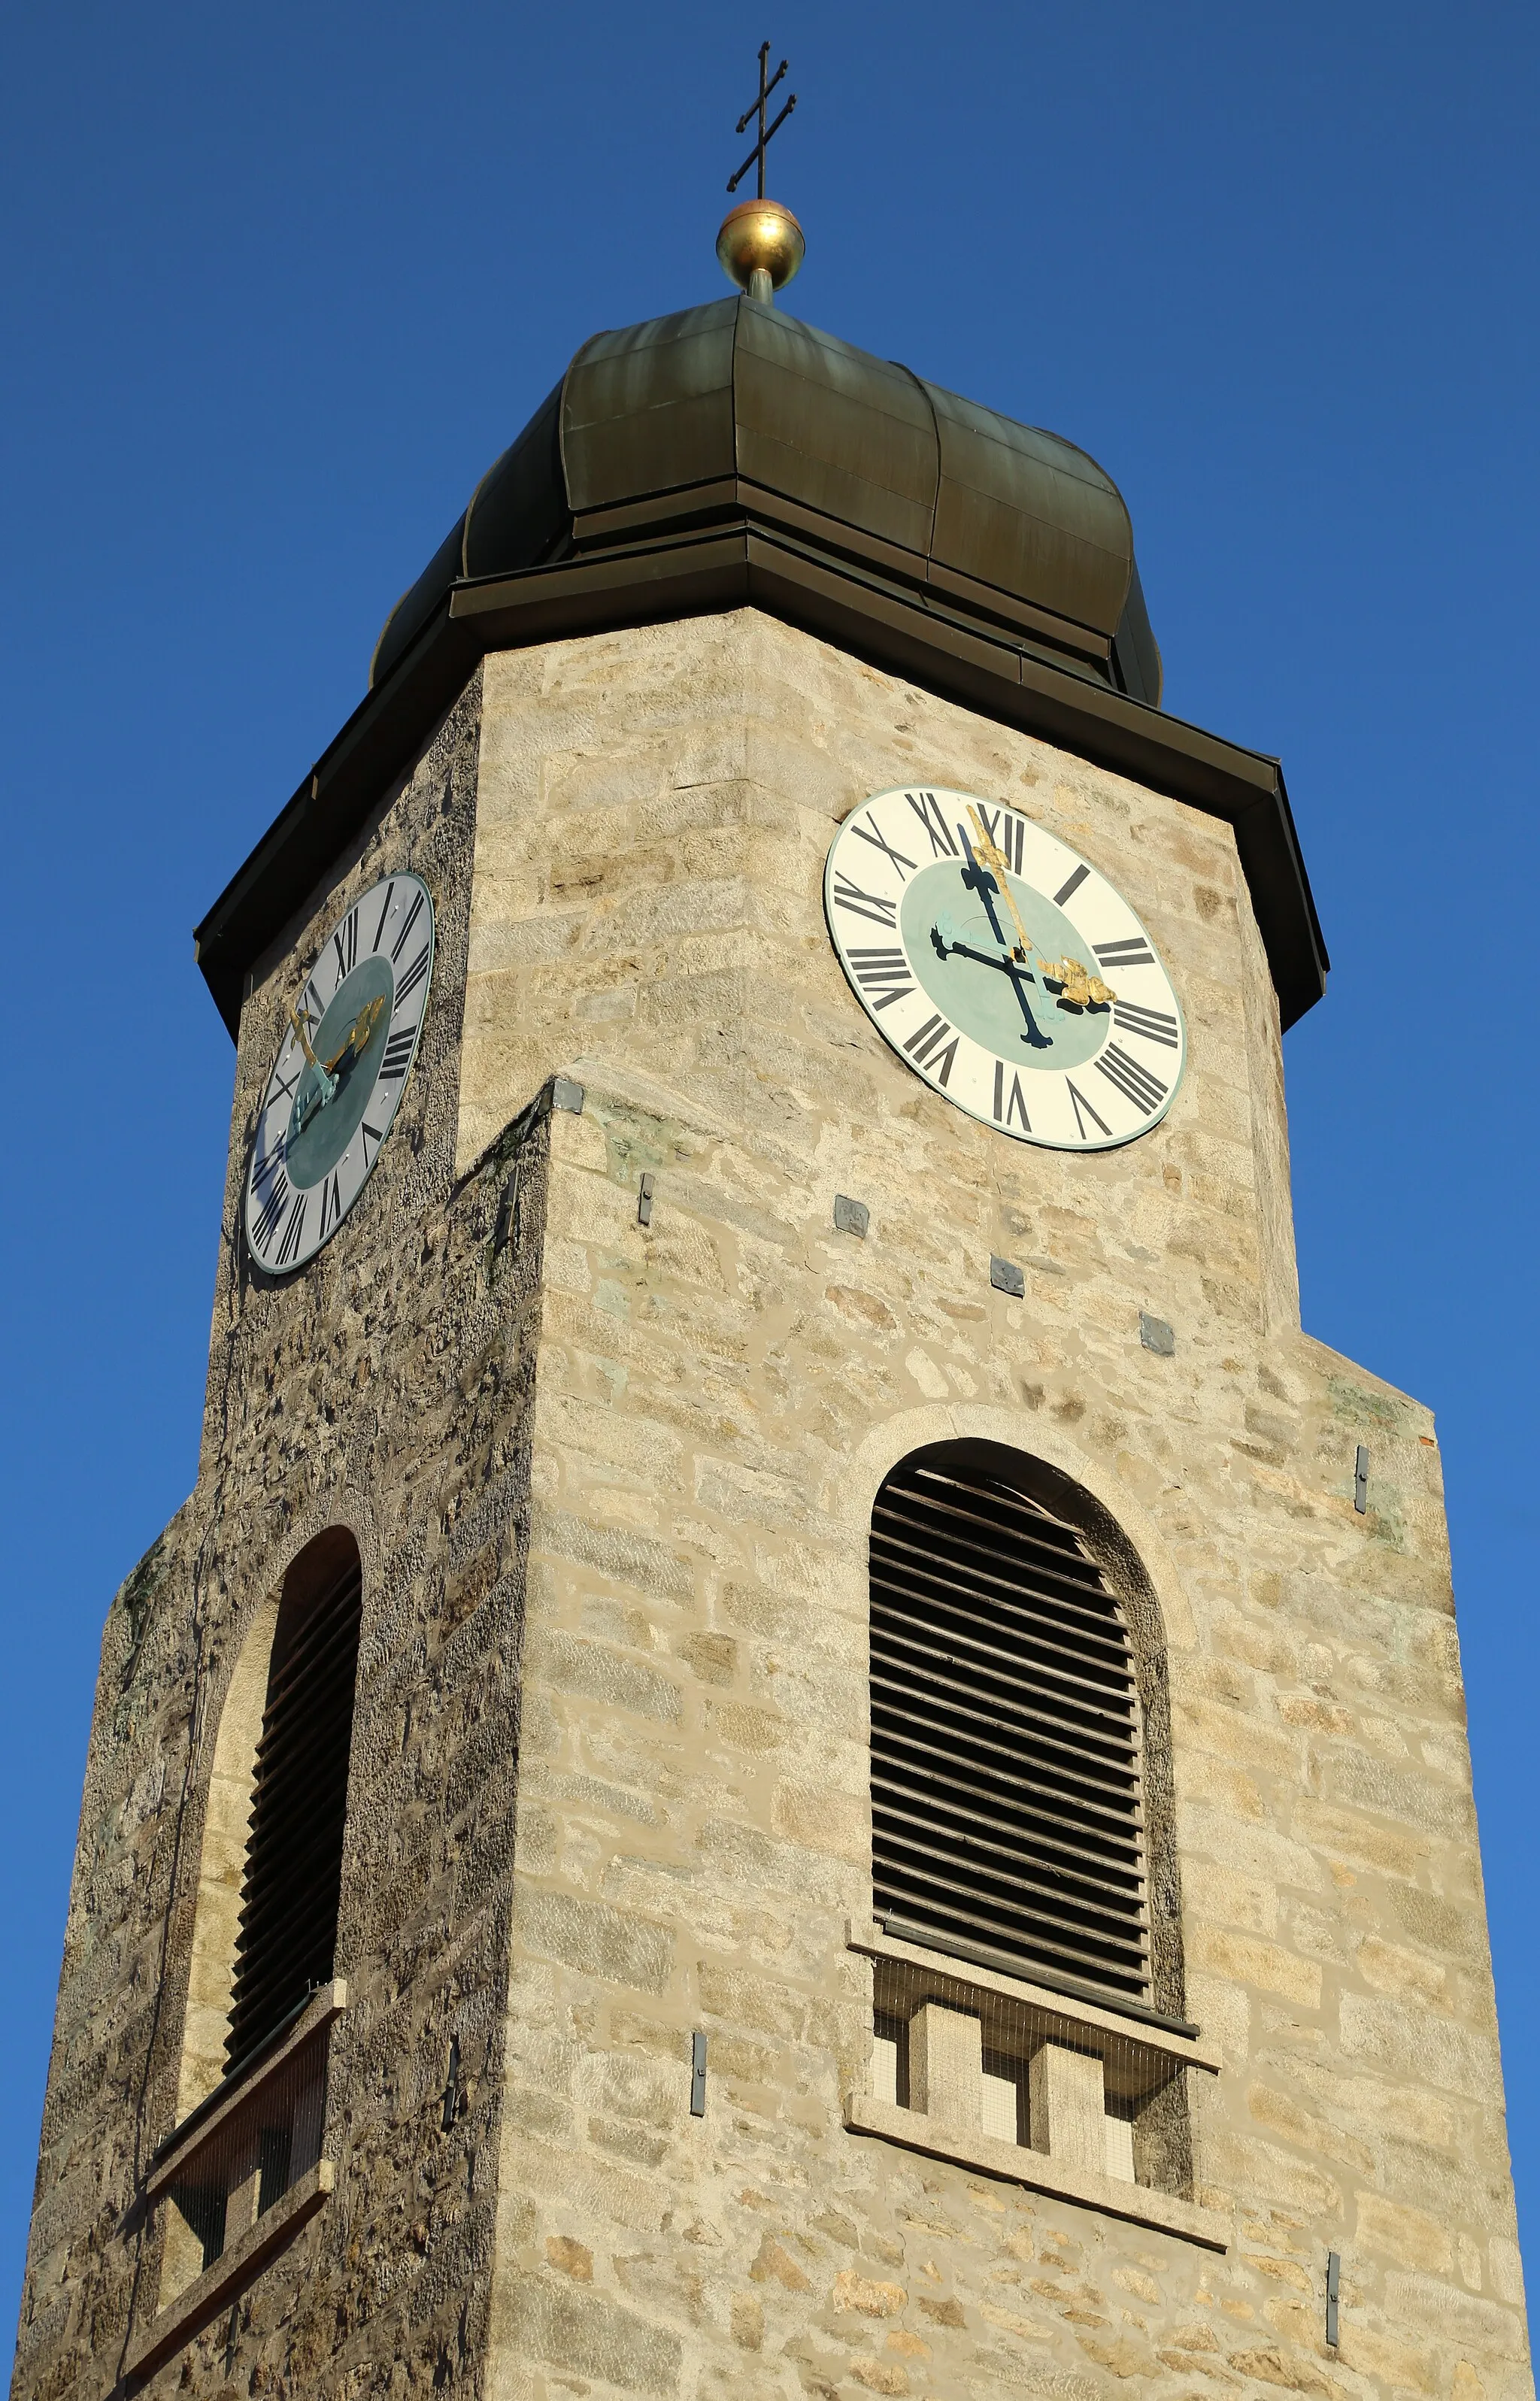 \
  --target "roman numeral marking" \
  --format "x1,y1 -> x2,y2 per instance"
848,947 -> 914,1009
1114,1000 -> 1180,1050
268,1065 -> 300,1106
332,909 -> 359,981
1053,862 -> 1090,908
250,1171 -> 291,1254
379,1029 -> 416,1082
393,944 -> 430,1009
250,1135 -> 286,1194
832,872 -> 899,929
1095,935 -> 1156,969
1095,1043 -> 1169,1114
390,887 -> 426,964
903,1012 -> 960,1088
372,881 -> 396,953
976,807 -> 1025,875
850,817 -> 918,880
319,1172 -> 343,1238
302,978 -> 325,1024
906,790 -> 958,858
1066,1080 -> 1112,1141
275,1192 -> 308,1267
361,1119 -> 385,1165
993,1060 -> 1032,1132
